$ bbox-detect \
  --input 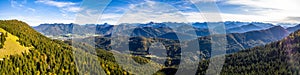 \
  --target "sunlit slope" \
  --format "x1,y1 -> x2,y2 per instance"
0,20 -> 78,74
0,20 -> 161,74
0,28 -> 31,58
